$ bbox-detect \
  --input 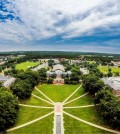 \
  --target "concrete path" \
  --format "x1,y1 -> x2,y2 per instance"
35,87 -> 55,104
63,92 -> 89,105
54,103 -> 64,134
32,93 -> 54,105
64,111 -> 120,134
64,104 -> 98,109
7,111 -> 54,132
62,84 -> 82,104
19,104 -> 54,109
